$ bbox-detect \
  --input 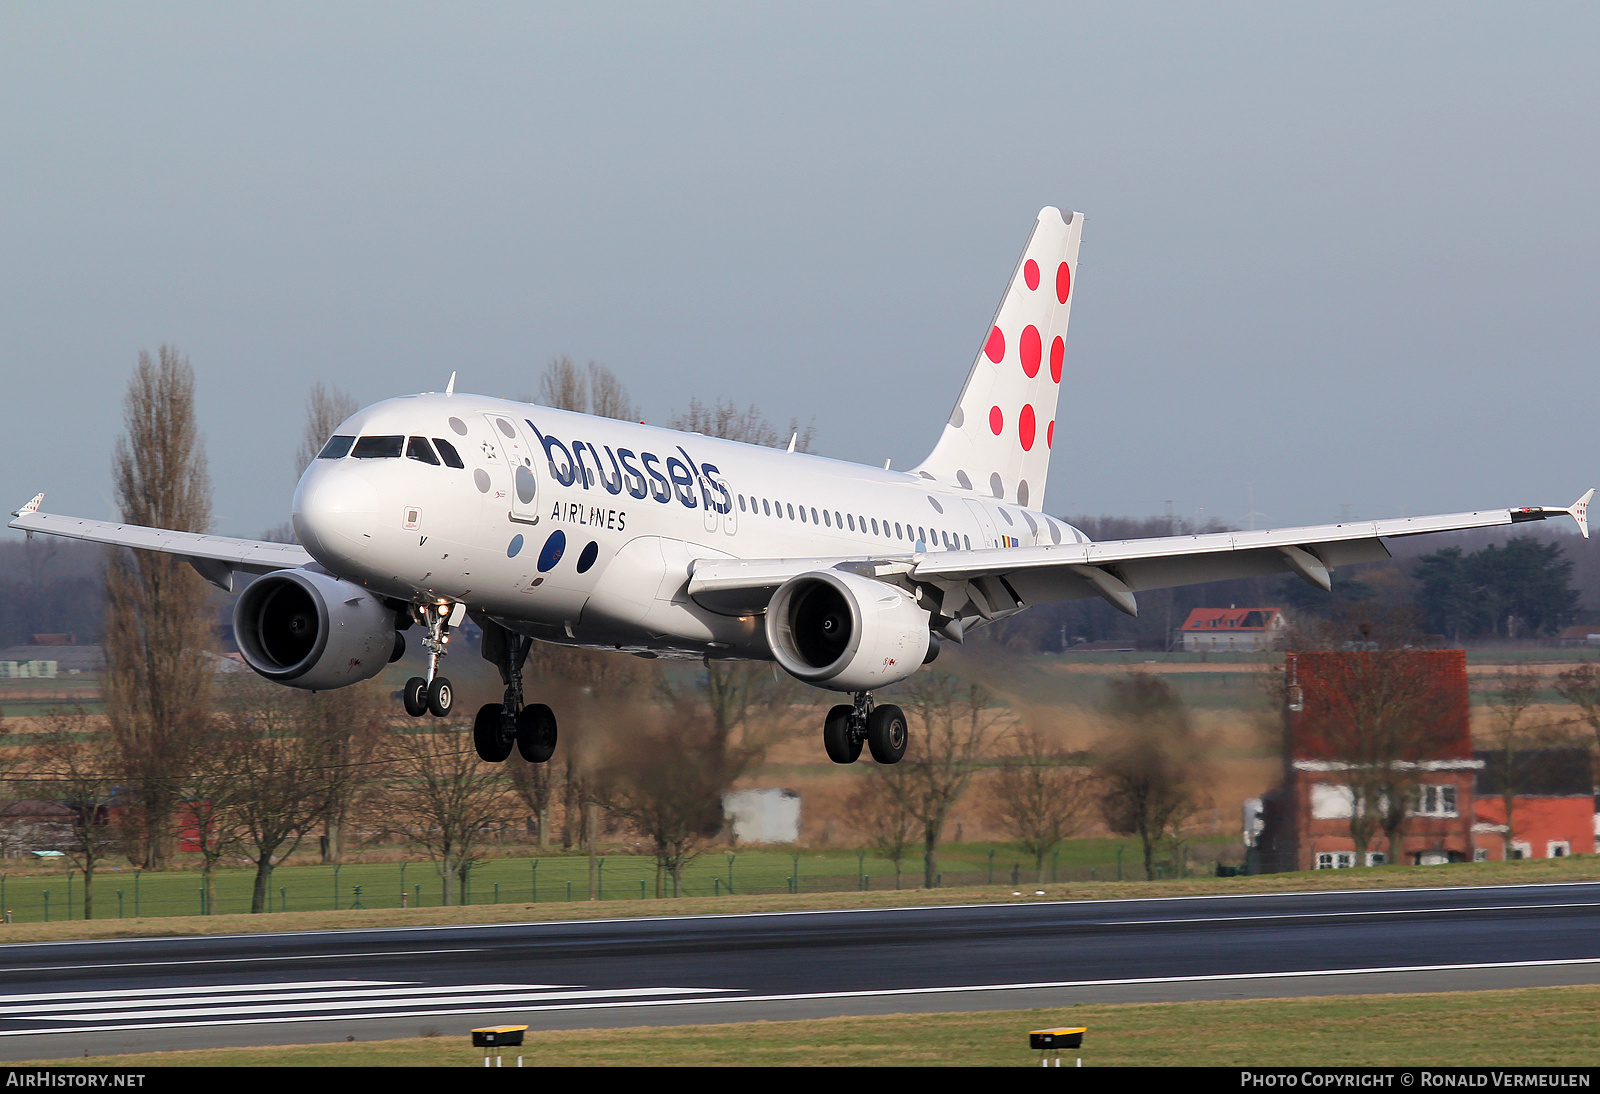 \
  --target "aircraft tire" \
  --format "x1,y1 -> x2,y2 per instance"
515,704 -> 558,764
402,677 -> 428,717
426,676 -> 454,718
822,704 -> 861,764
866,703 -> 908,765
473,703 -> 513,763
